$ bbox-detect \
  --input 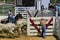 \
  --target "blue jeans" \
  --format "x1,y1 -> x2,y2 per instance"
10,16 -> 15,23
41,25 -> 46,37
